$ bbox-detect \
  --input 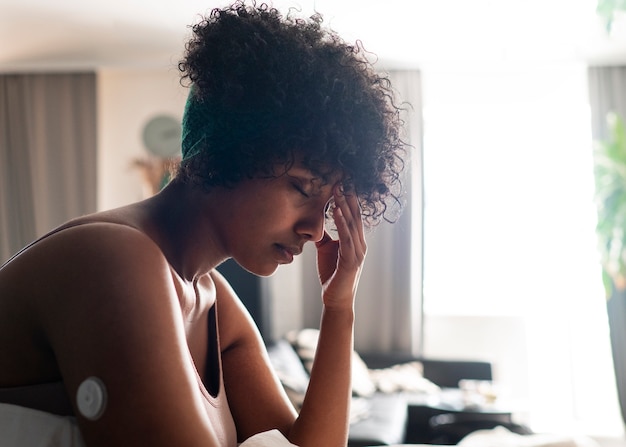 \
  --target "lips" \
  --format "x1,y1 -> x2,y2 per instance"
274,244 -> 303,264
